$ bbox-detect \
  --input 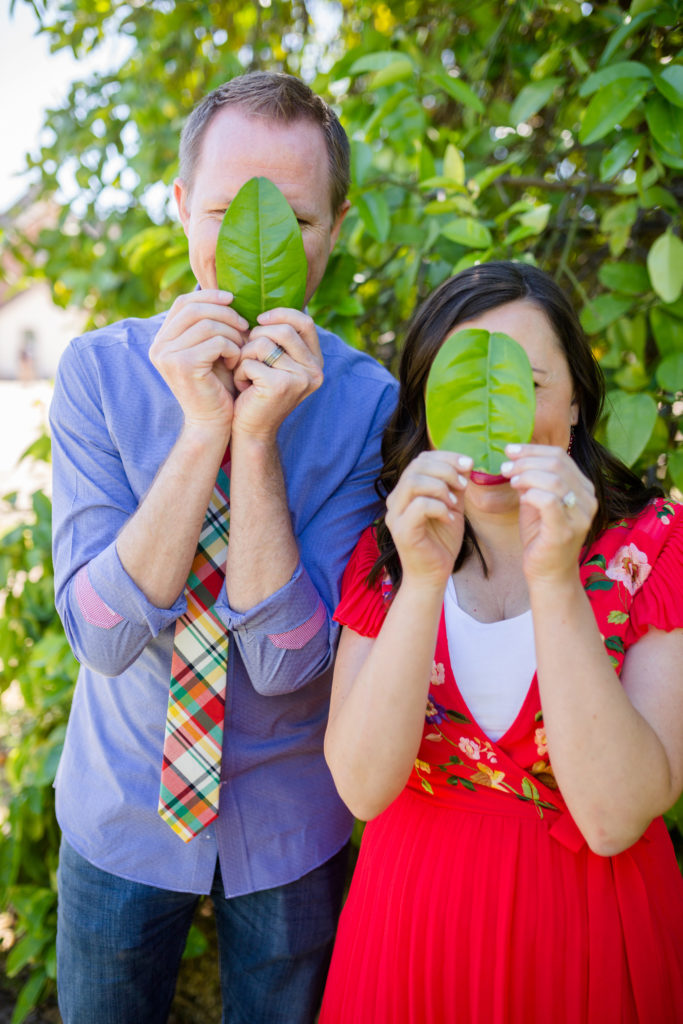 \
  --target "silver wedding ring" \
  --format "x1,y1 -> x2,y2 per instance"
263,344 -> 285,367
561,489 -> 577,509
